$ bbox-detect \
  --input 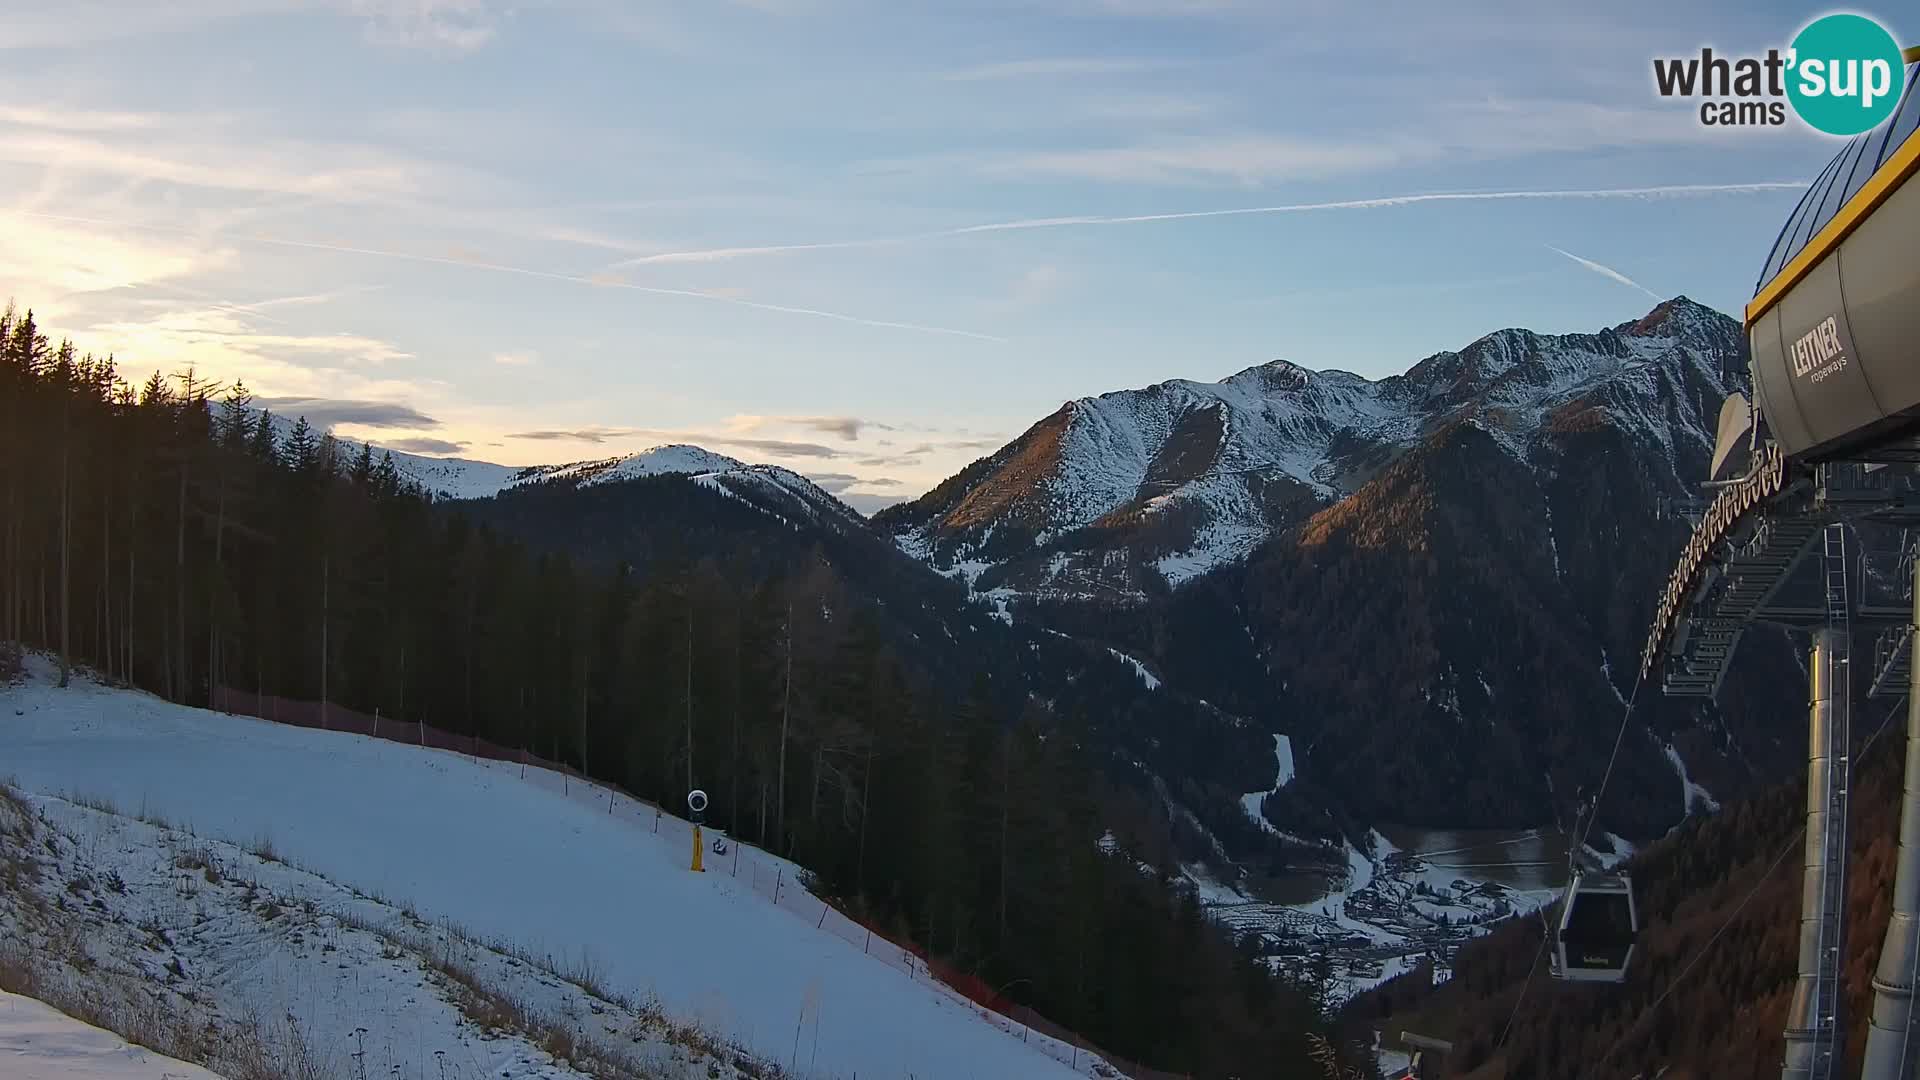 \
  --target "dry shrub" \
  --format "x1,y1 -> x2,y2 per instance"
70,792 -> 119,816
222,1011 -> 341,1080
173,846 -> 222,885
249,832 -> 280,864
0,781 -> 34,836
